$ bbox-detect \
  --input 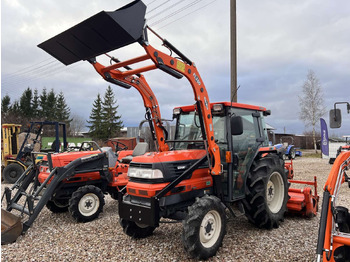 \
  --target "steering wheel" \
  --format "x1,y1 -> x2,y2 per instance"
110,141 -> 128,152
